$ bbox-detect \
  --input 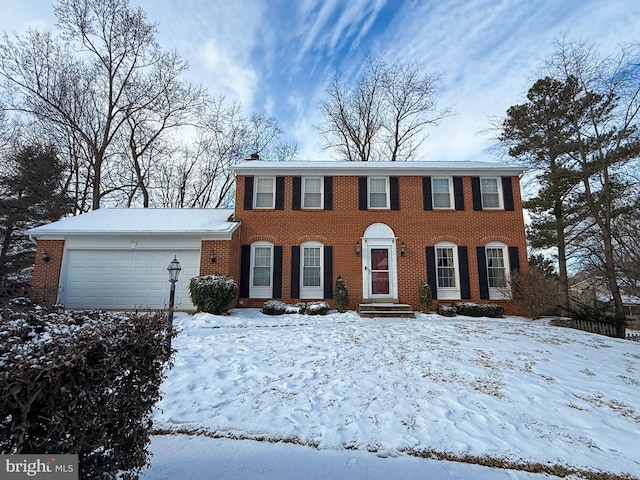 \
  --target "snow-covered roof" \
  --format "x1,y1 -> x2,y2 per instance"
25,208 -> 239,239
233,160 -> 527,176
